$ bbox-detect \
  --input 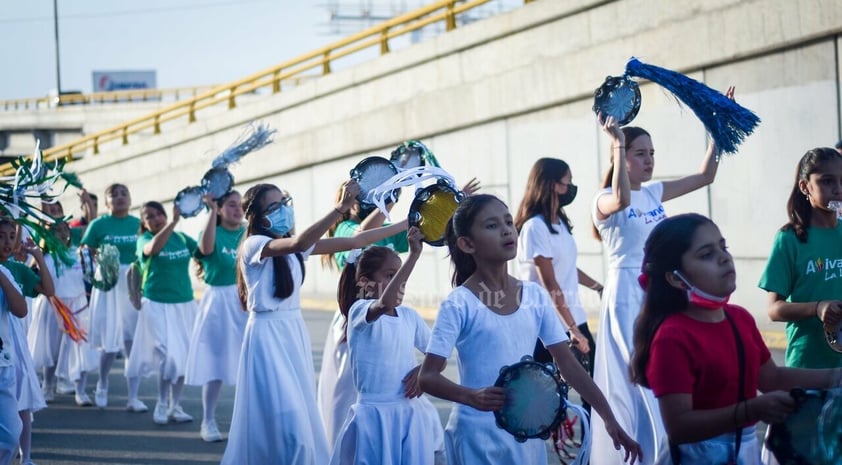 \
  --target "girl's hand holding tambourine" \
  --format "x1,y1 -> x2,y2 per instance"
407,227 -> 423,256
469,386 -> 505,412
598,113 -> 625,147
338,179 -> 360,212
171,204 -> 182,224
818,300 -> 842,329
